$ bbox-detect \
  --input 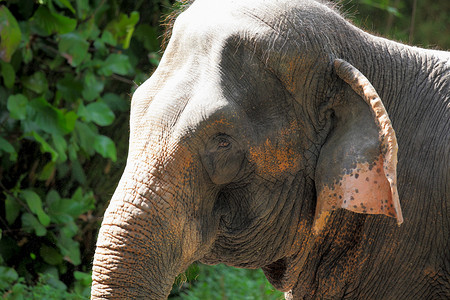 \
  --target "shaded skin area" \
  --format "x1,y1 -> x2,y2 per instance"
91,0 -> 449,299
